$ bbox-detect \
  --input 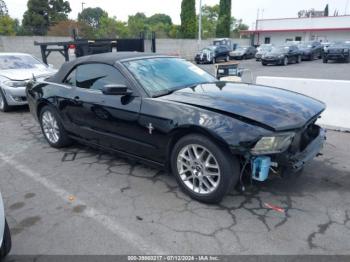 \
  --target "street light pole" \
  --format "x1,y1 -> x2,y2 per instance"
198,0 -> 202,51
